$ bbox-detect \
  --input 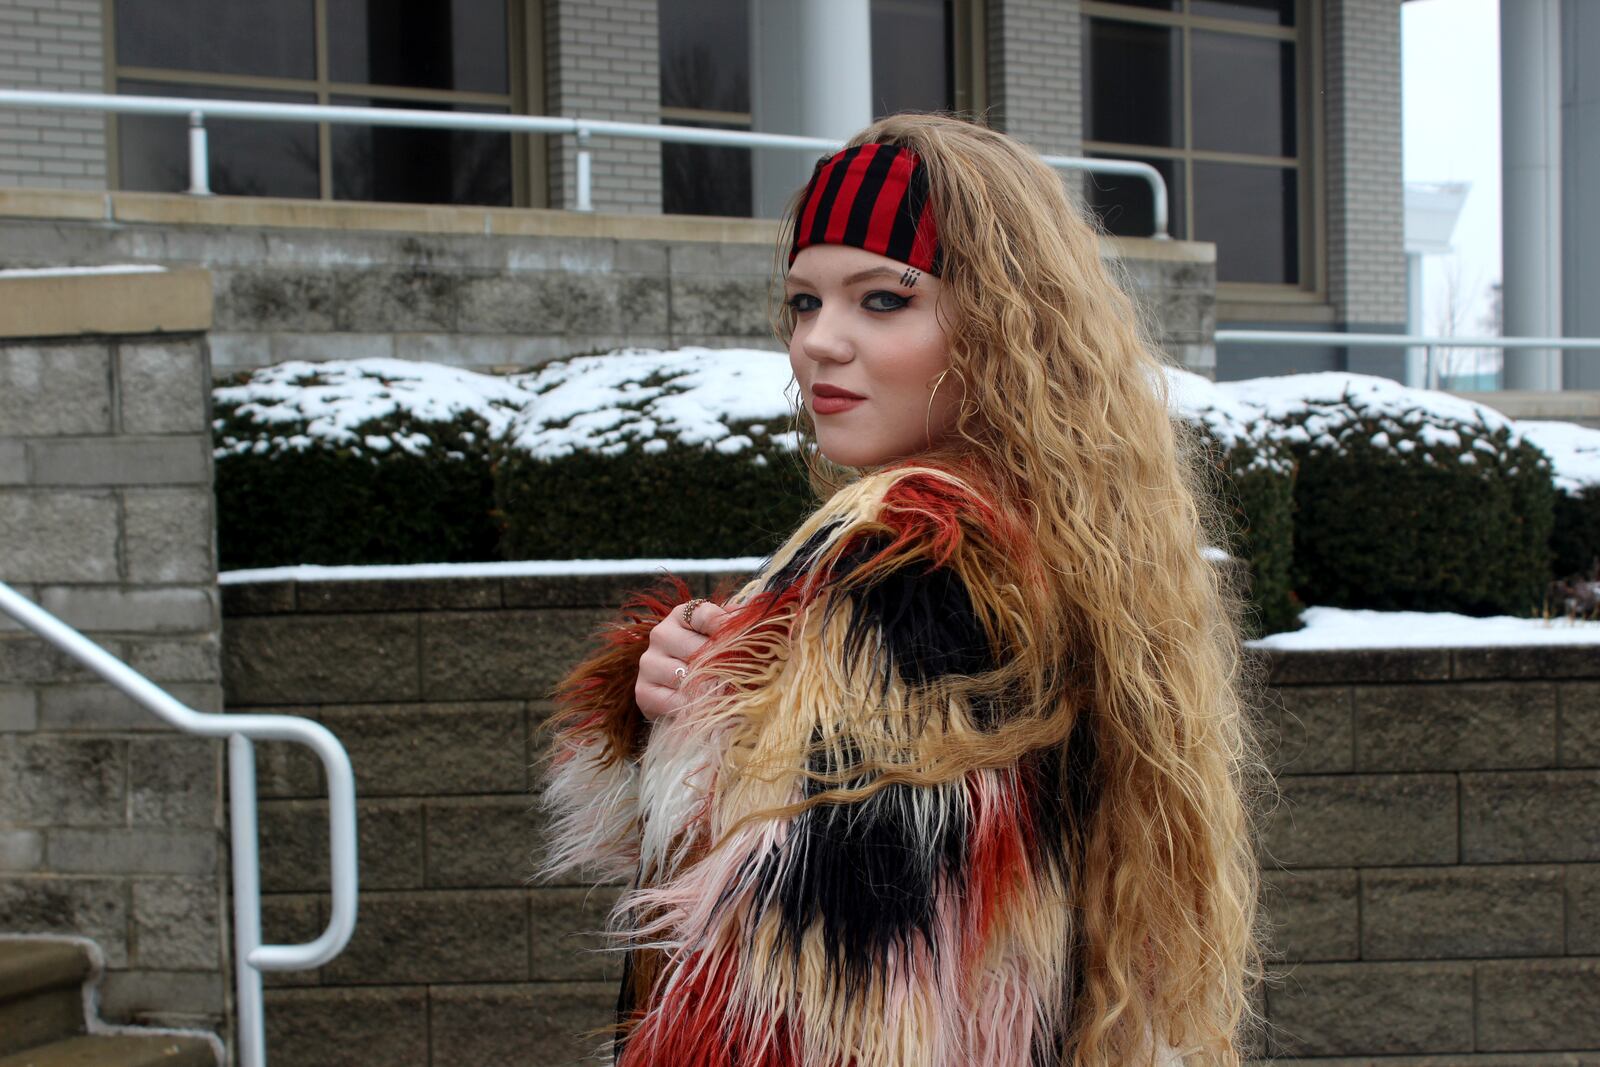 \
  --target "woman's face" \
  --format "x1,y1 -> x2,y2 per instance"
785,244 -> 960,468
